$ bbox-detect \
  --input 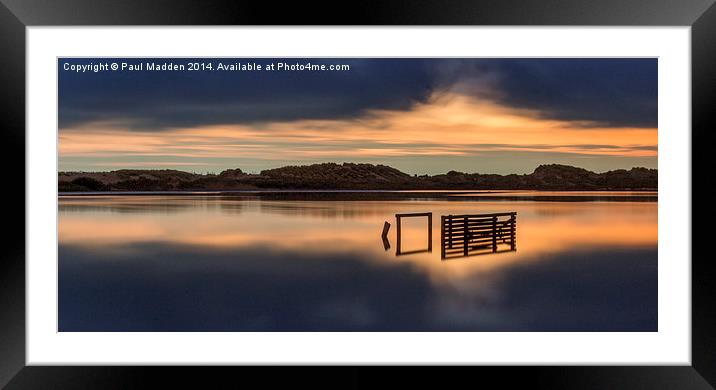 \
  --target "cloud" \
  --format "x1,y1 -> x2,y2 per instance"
475,58 -> 657,128
59,58 -> 657,131
58,91 -> 657,173
57,95 -> 657,175
58,58 -> 436,130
